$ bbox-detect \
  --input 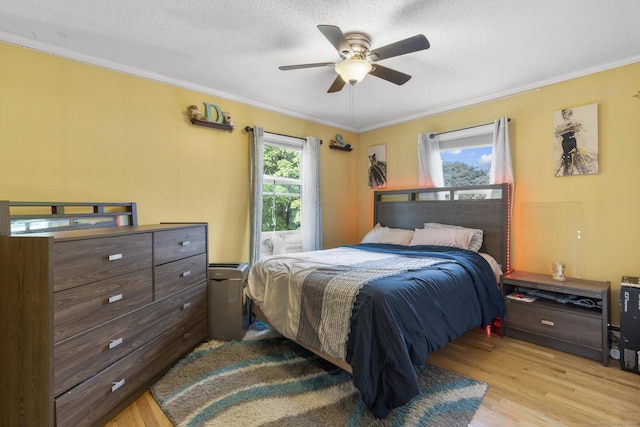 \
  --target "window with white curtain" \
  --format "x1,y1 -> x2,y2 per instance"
418,118 -> 512,202
250,128 -> 321,263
